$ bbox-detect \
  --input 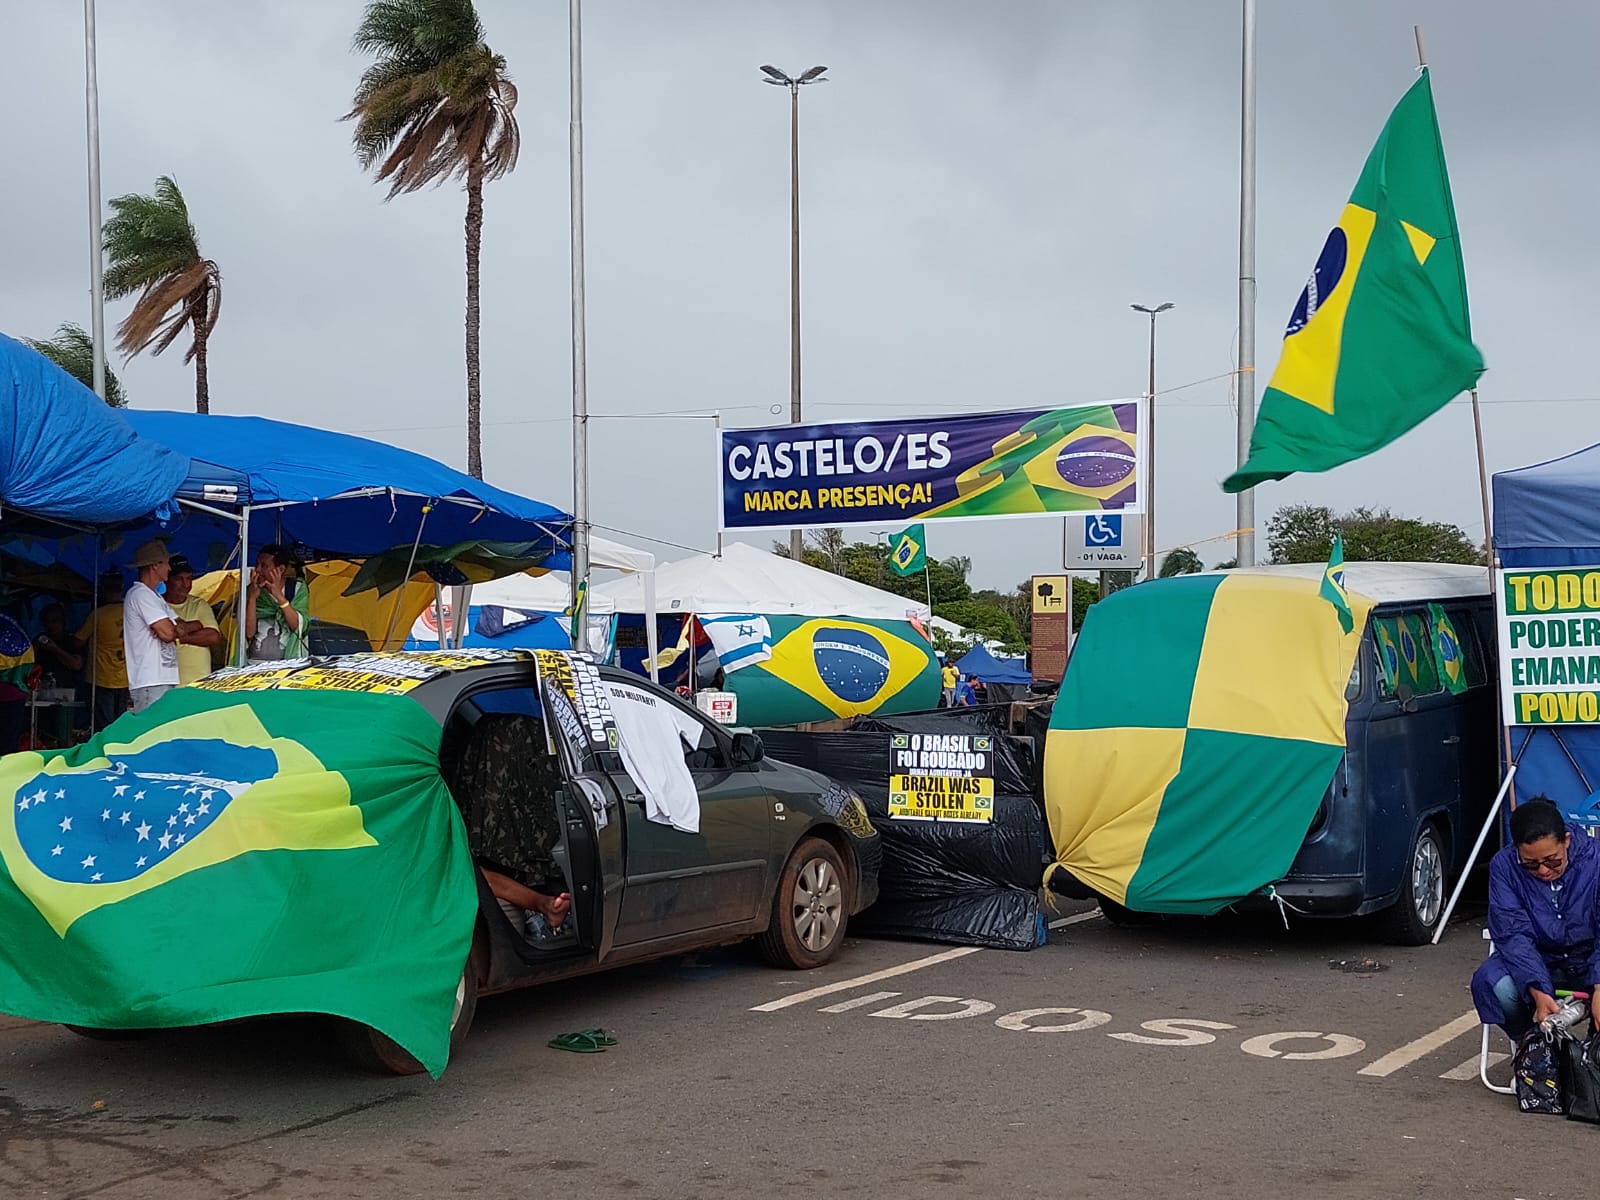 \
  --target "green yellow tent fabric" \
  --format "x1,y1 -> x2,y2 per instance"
1043,572 -> 1373,914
